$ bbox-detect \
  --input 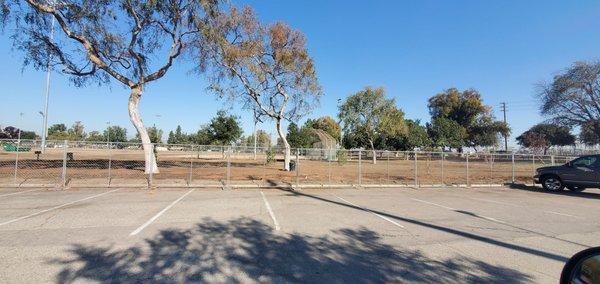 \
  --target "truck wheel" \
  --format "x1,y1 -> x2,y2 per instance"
566,186 -> 586,192
541,175 -> 564,191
